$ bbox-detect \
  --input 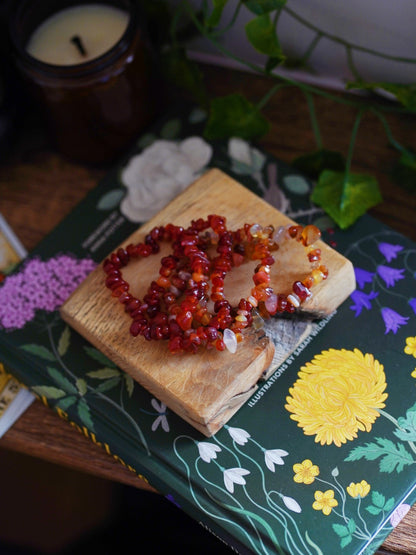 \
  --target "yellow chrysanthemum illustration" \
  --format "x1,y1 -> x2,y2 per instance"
293,459 -> 319,485
411,368 -> 416,379
347,480 -> 371,499
285,348 -> 388,447
404,336 -> 416,358
312,489 -> 338,515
